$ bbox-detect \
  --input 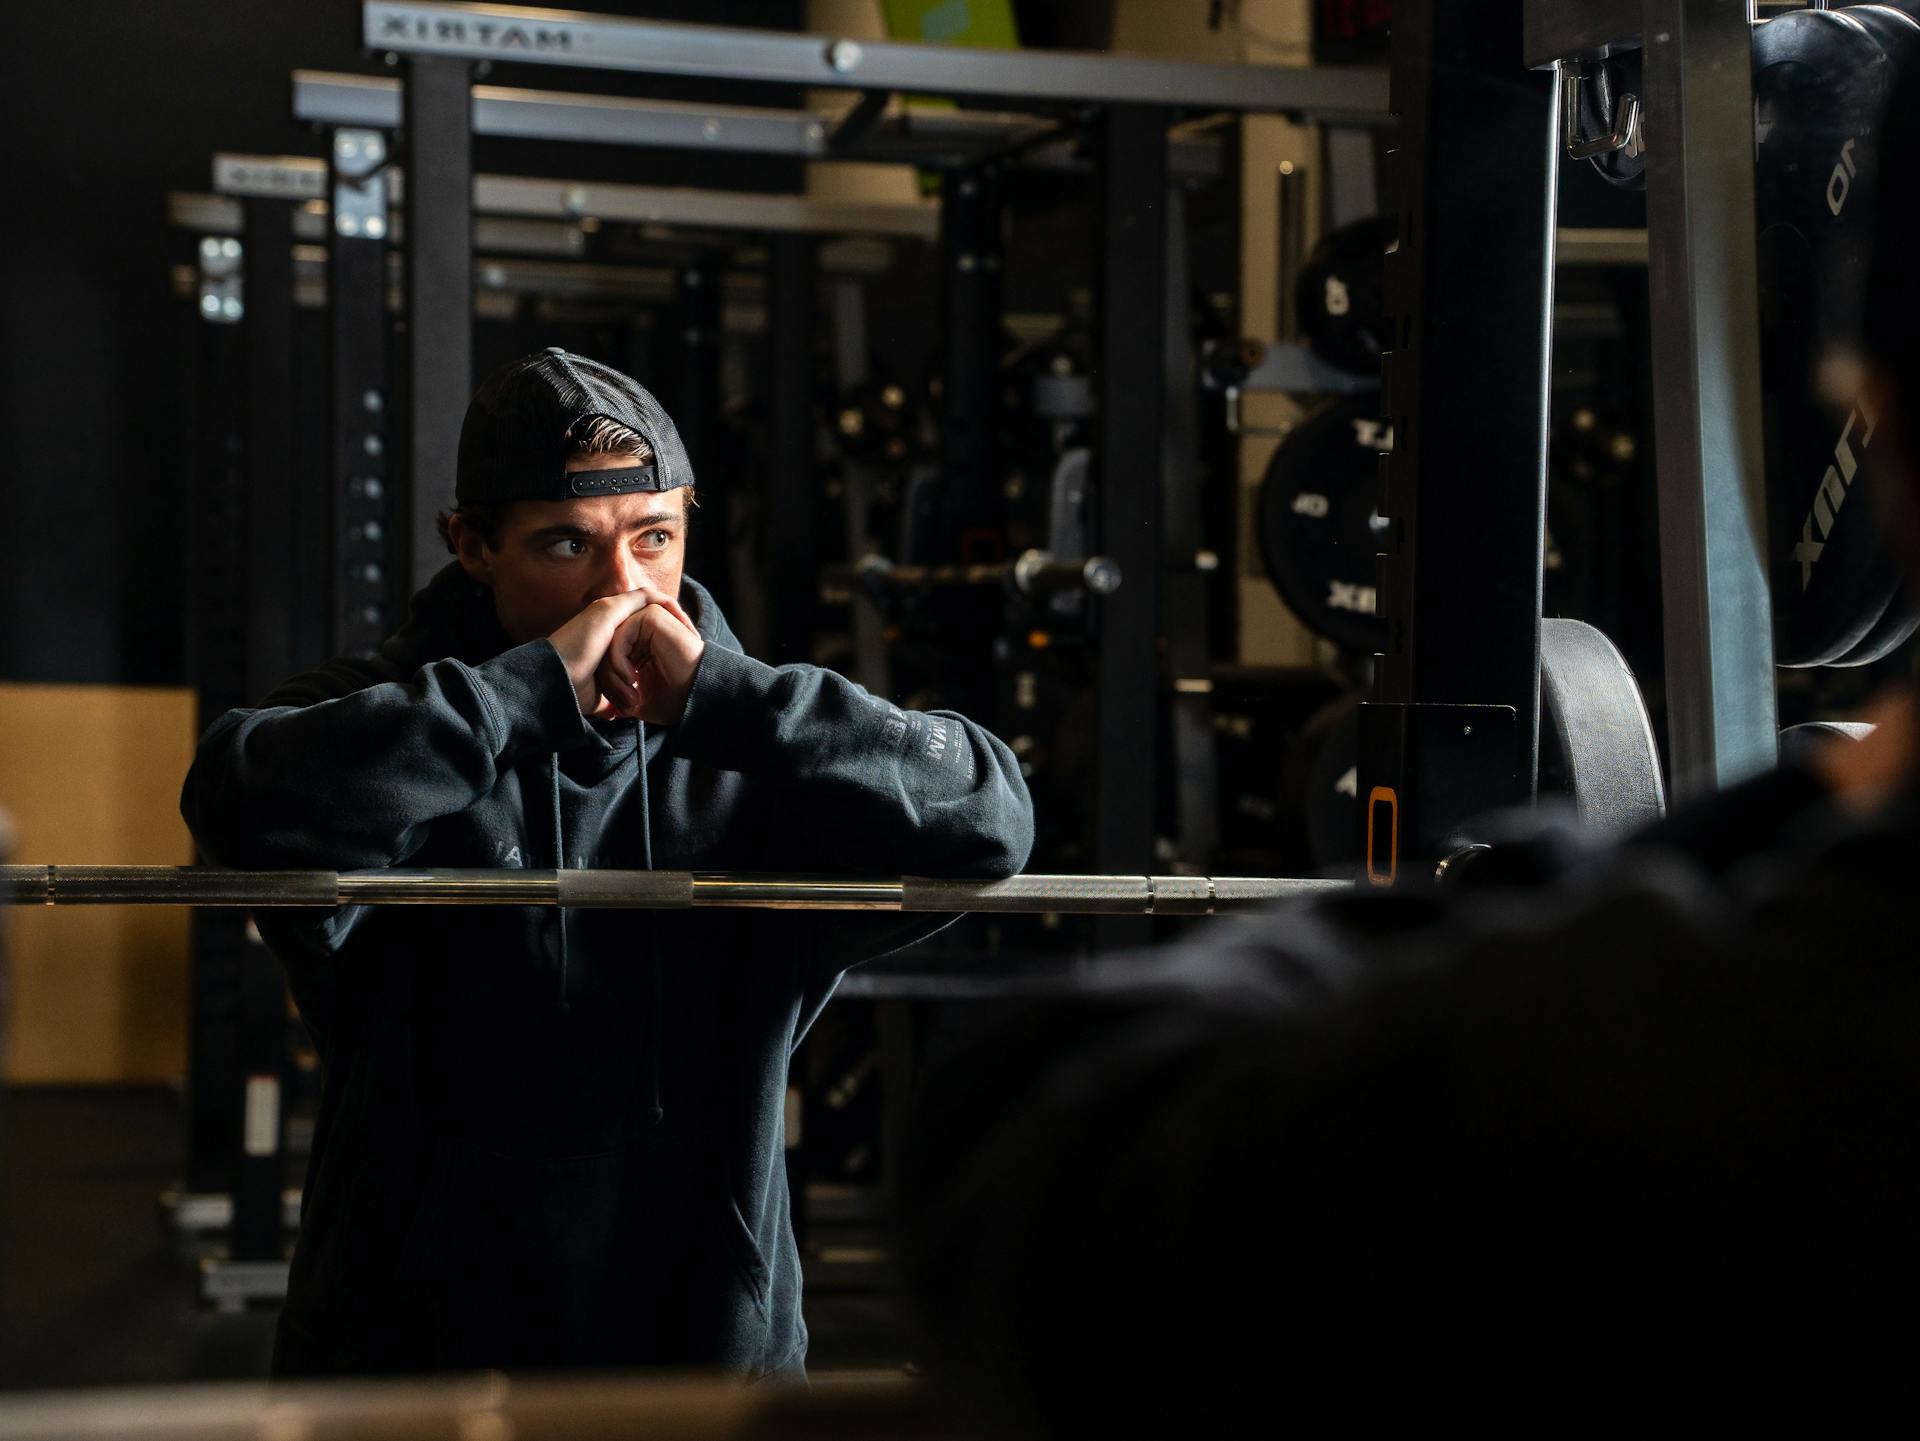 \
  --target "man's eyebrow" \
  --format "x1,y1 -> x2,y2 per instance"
525,512 -> 680,542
